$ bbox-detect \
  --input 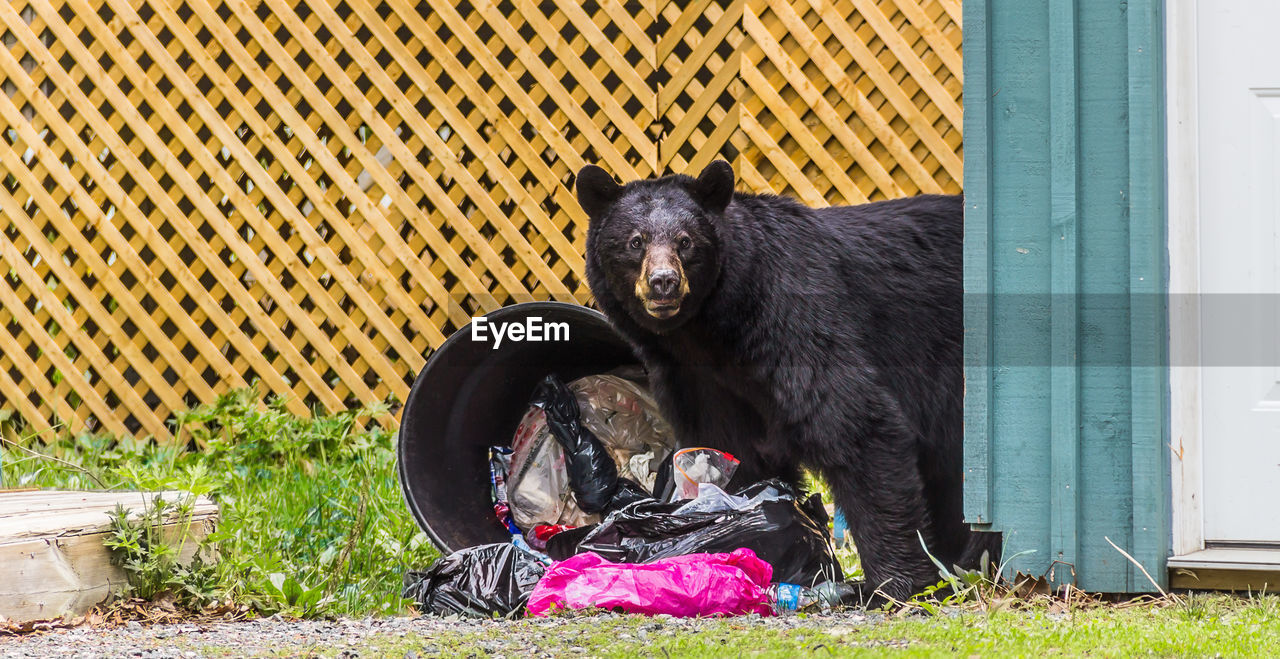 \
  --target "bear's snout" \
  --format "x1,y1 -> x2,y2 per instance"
648,269 -> 680,300
634,244 -> 689,320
